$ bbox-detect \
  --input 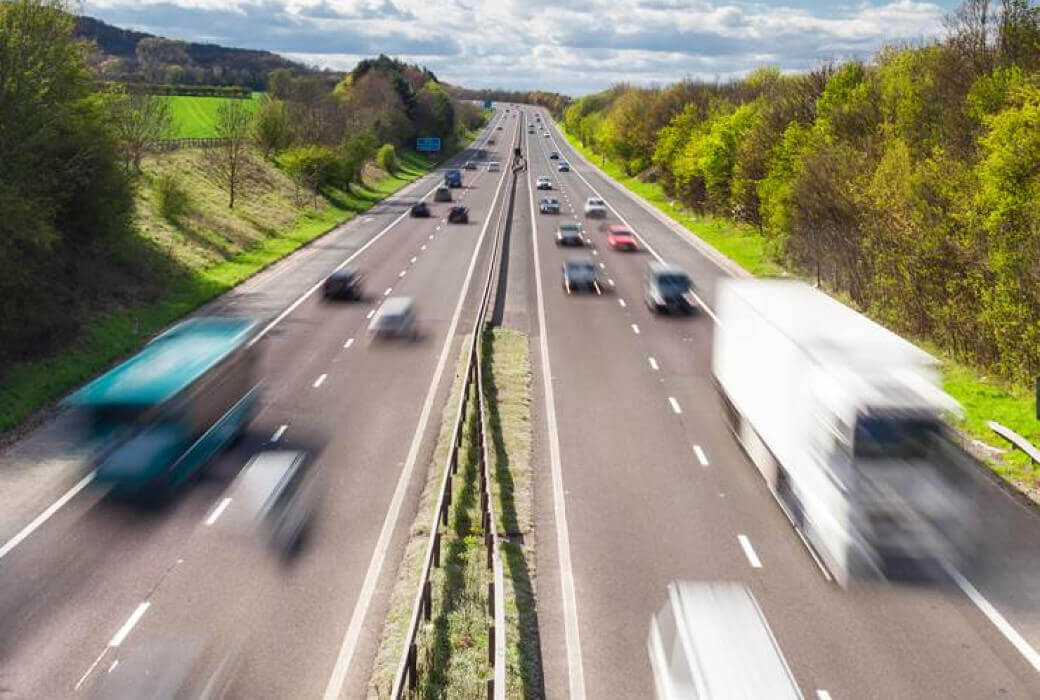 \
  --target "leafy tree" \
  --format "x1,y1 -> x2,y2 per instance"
109,89 -> 172,171
376,143 -> 397,174
251,95 -> 293,158
281,145 -> 338,207
210,99 -> 252,208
